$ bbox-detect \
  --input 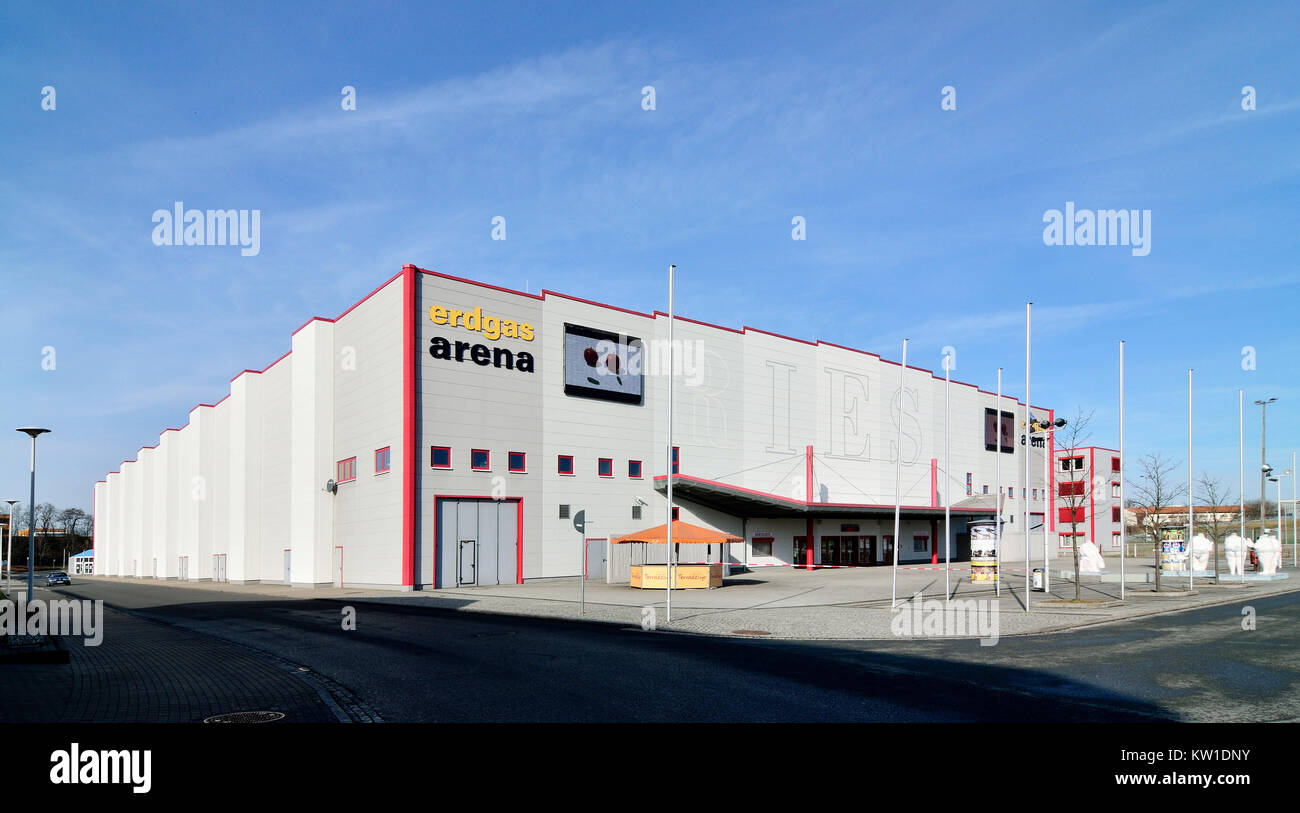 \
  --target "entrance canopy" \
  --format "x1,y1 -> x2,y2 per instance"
652,474 -> 996,521
611,520 -> 741,546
